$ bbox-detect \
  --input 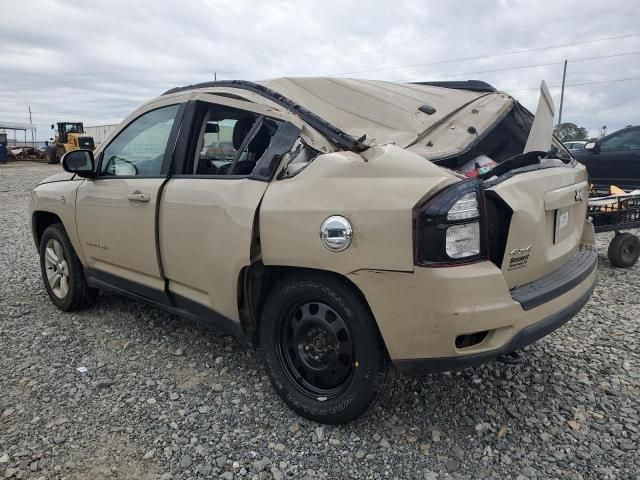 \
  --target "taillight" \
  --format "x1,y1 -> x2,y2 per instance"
445,222 -> 480,258
414,179 -> 486,266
